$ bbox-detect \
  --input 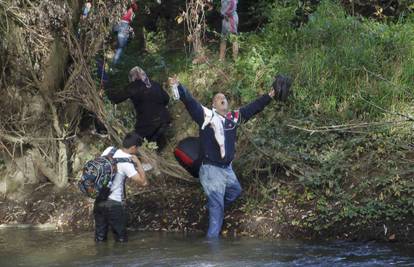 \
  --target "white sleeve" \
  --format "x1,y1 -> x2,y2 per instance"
101,146 -> 113,156
119,162 -> 138,179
